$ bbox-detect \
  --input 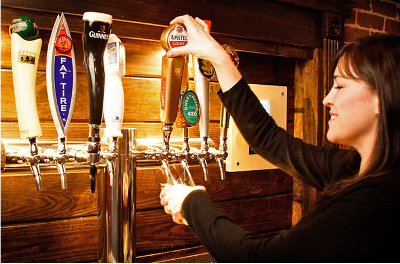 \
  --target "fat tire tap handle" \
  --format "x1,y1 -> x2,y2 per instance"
46,13 -> 77,189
